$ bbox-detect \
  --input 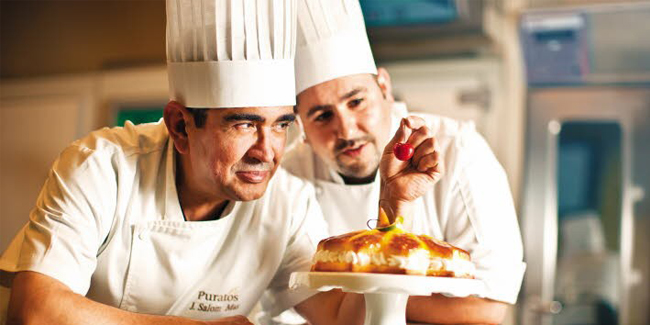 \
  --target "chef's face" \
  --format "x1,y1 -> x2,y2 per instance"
181,105 -> 295,201
296,69 -> 394,180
